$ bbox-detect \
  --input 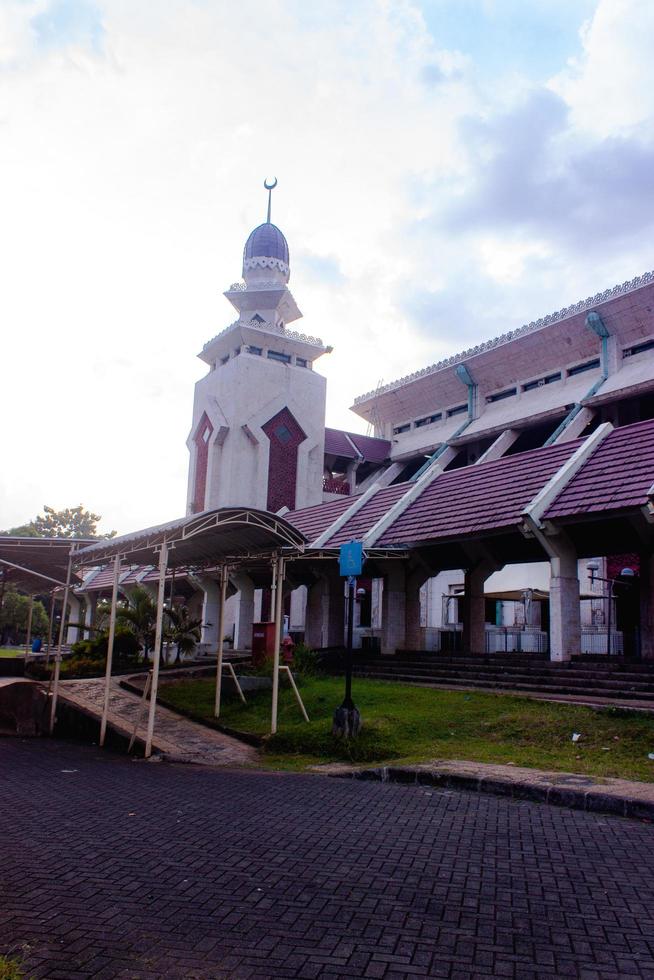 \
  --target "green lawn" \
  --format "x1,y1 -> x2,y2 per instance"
0,647 -> 25,658
160,674 -> 654,781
